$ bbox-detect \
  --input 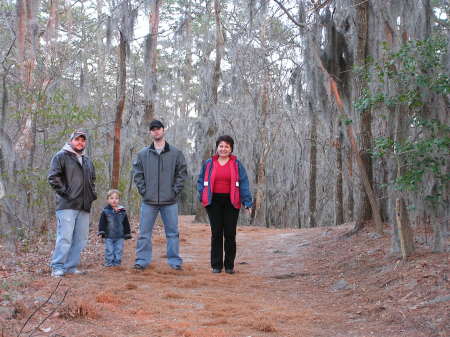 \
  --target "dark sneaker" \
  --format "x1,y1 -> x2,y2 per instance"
170,265 -> 182,270
225,269 -> 235,274
212,268 -> 222,273
134,264 -> 144,270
